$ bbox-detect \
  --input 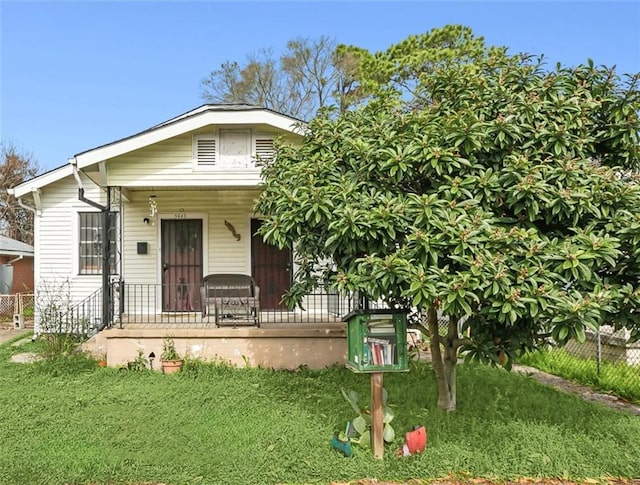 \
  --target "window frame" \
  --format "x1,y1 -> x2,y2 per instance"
78,211 -> 118,276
